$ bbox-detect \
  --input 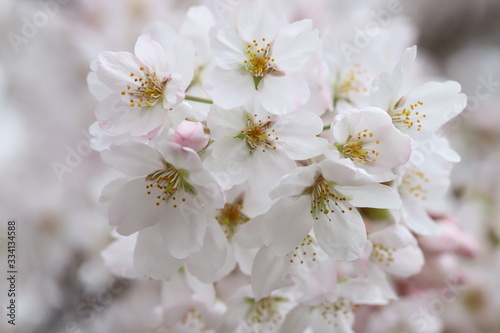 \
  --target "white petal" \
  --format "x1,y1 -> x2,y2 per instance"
279,306 -> 311,333
209,25 -> 247,70
314,207 -> 367,261
133,225 -> 184,279
101,235 -> 139,279
187,218 -> 228,282
162,72 -> 186,109
256,72 -> 310,114
403,81 -> 467,135
339,183 -> 402,209
159,205 -> 207,259
401,195 -> 440,235
204,138 -> 251,190
205,66 -> 254,109
96,51 -> 143,92
110,178 -> 166,234
101,142 -> 163,176
272,20 -> 319,72
232,215 -> 264,249
251,246 -> 289,301
237,0 -> 285,43
270,164 -> 319,199
261,196 -> 314,256
206,105 -> 247,140
134,35 -> 168,73
172,39 -> 195,86
273,111 -> 328,160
